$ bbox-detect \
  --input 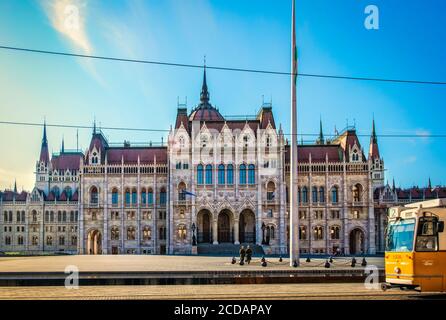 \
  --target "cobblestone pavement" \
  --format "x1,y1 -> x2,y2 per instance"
0,283 -> 441,300
0,255 -> 384,272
